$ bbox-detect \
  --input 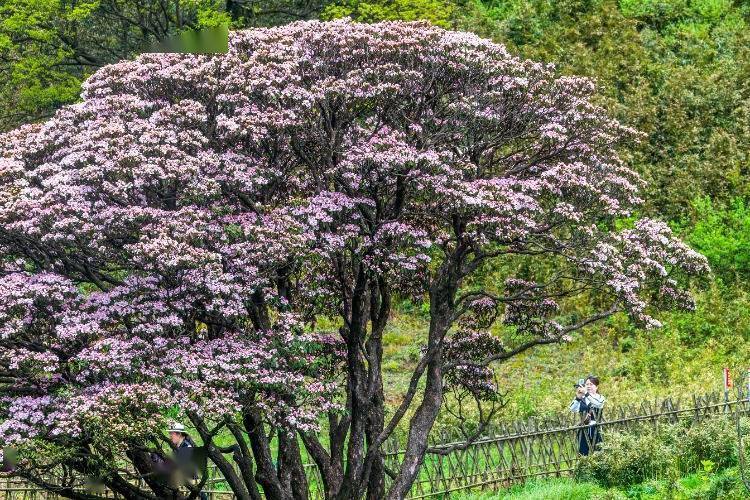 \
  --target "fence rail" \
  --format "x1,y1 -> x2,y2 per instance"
3,387 -> 750,499
401,390 -> 750,498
